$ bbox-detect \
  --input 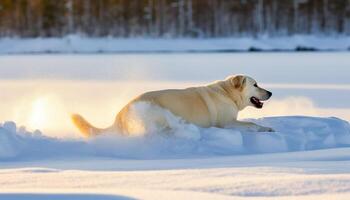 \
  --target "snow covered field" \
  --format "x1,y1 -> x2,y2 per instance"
1,52 -> 350,199
1,116 -> 350,200
0,35 -> 349,54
